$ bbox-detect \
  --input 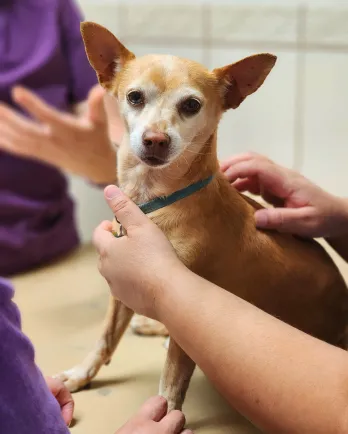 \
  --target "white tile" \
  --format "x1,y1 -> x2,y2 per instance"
301,53 -> 348,196
125,44 -> 205,65
303,0 -> 348,4
118,0 -> 203,5
211,5 -> 298,43
306,6 -> 348,46
69,177 -> 111,243
210,49 -> 296,168
80,4 -> 120,36
123,4 -> 203,41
